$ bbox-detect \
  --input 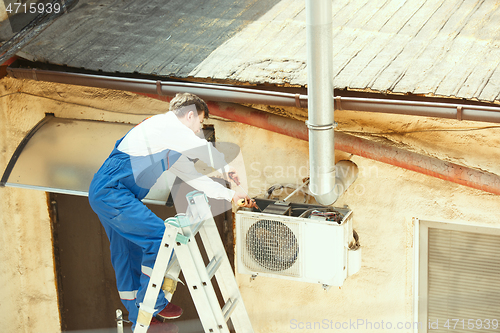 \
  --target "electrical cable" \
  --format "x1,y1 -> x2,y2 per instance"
298,207 -> 345,221
0,91 -> 158,116
0,92 -> 19,99
266,183 -> 313,202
